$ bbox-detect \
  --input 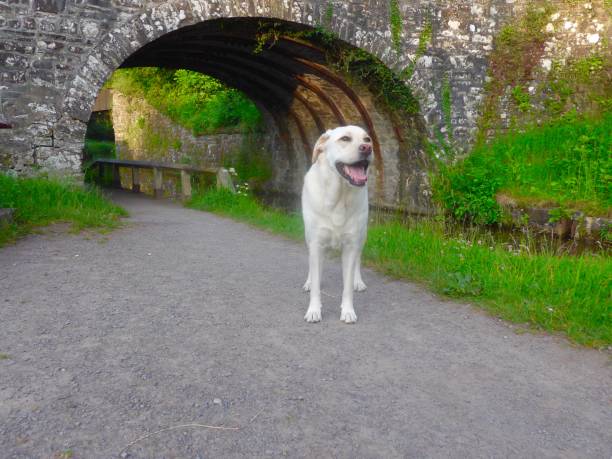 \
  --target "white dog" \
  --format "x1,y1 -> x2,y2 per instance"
302,125 -> 373,324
